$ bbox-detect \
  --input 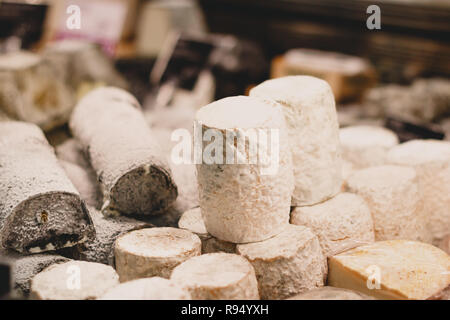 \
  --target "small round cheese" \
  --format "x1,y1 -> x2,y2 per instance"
339,125 -> 399,169
170,253 -> 259,300
291,193 -> 375,257
346,165 -> 430,242
287,286 -> 374,300
196,96 -> 294,243
178,207 -> 236,254
30,261 -> 119,300
250,76 -> 342,206
387,139 -> 450,246
114,227 -> 201,282
99,277 -> 191,300
236,225 -> 326,300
